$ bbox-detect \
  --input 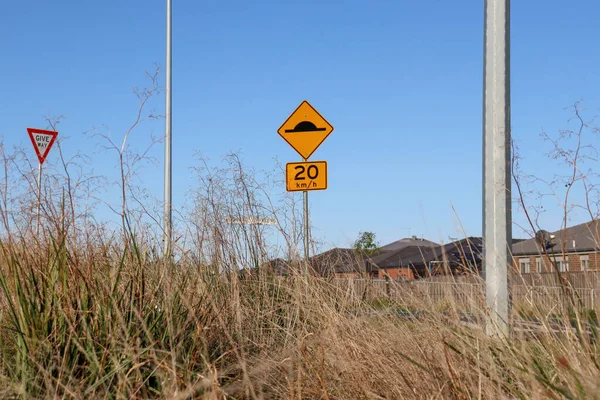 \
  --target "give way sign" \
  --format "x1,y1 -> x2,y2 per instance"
27,128 -> 58,164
